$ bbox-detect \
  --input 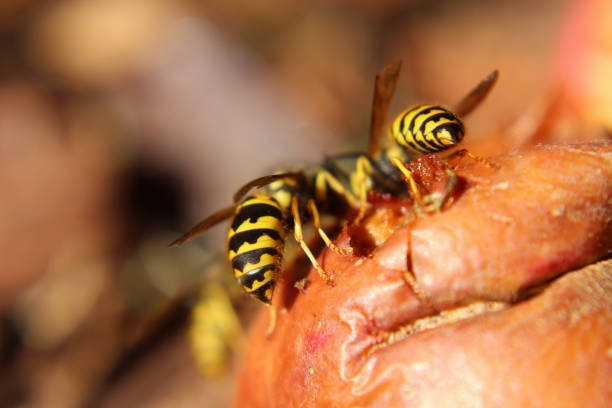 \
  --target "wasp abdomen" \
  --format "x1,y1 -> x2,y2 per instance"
227,195 -> 285,304
392,104 -> 464,155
